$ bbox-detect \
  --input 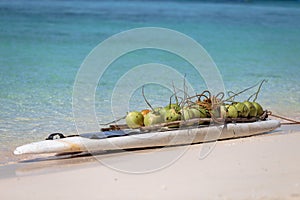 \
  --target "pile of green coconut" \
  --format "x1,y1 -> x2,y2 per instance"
125,81 -> 266,129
